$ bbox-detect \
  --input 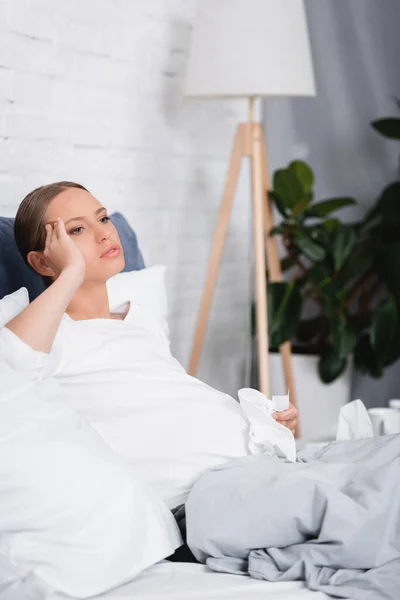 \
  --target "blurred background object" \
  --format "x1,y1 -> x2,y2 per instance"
262,0 -> 400,420
183,0 -> 315,423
